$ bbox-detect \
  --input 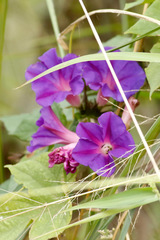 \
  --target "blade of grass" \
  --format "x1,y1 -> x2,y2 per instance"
0,0 -> 8,80
112,210 -> 128,240
0,0 -> 8,184
109,116 -> 160,196
28,188 -> 159,239
46,0 -> 65,58
15,52 -> 160,89
87,215 -> 115,240
120,116 -> 160,178
27,174 -> 159,197
0,125 -> 4,184
118,210 -> 135,240
70,187 -> 159,211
